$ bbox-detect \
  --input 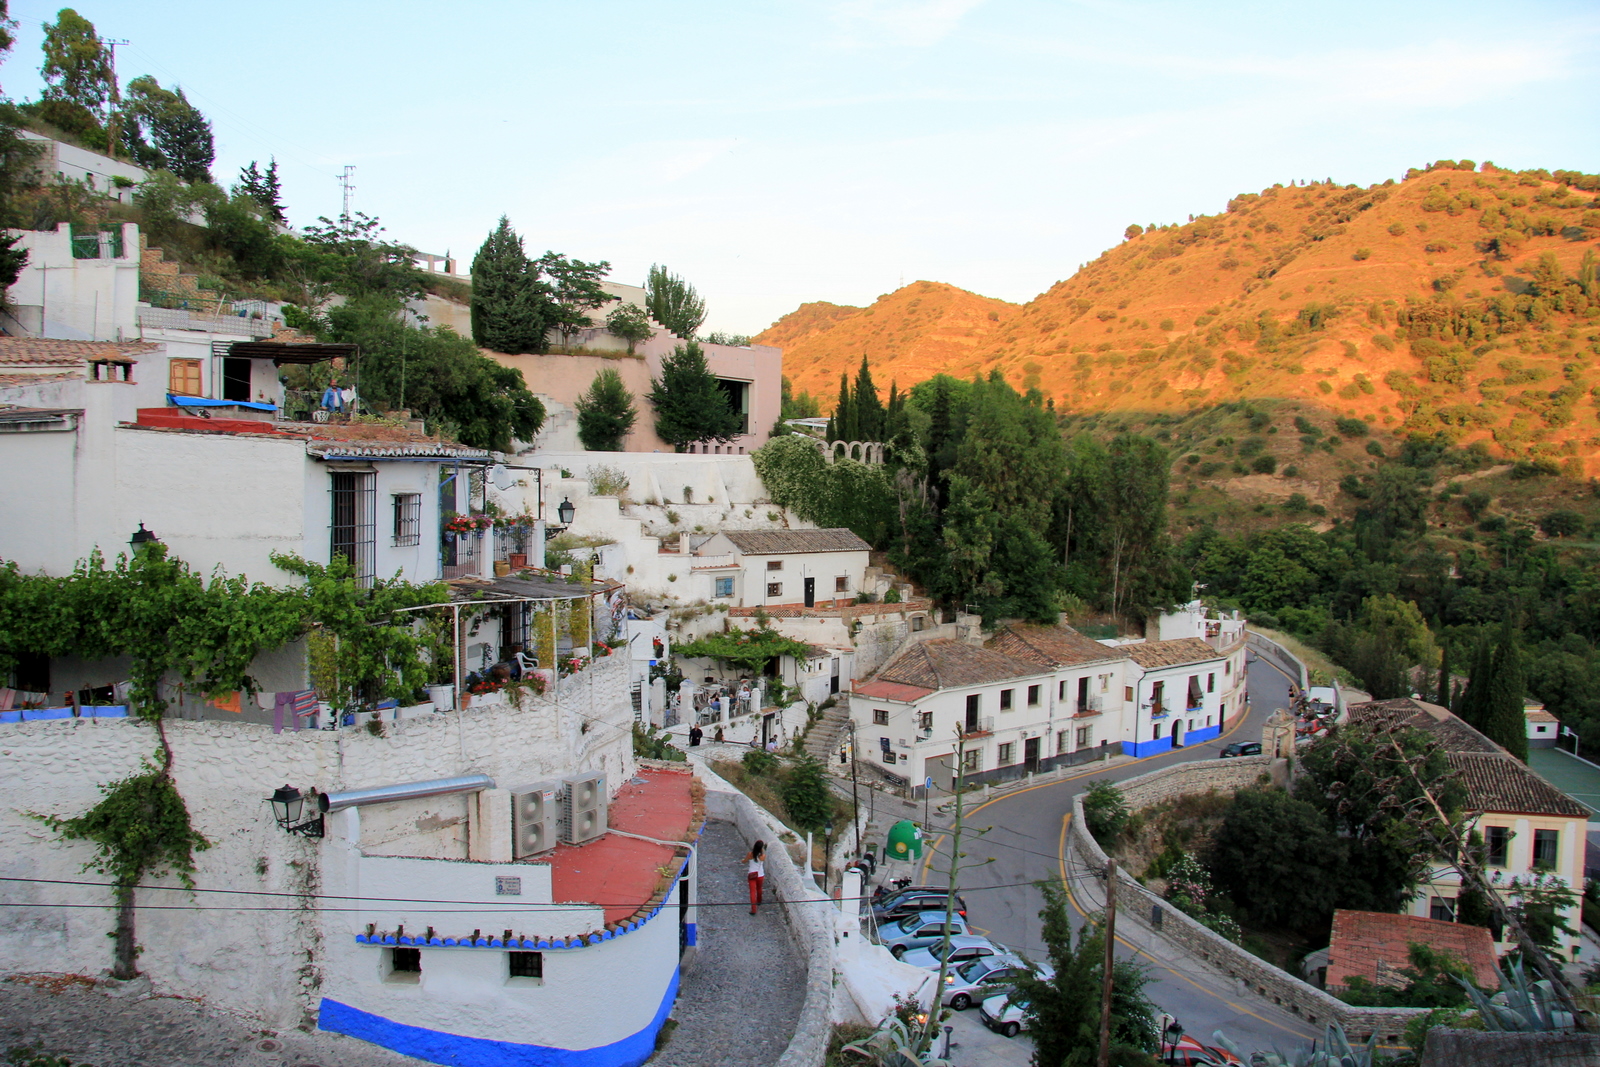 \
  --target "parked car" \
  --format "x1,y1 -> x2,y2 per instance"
1219,741 -> 1261,758
935,952 -> 1048,1010
870,888 -> 969,925
1162,1034 -> 1243,1066
899,933 -> 1003,972
876,911 -> 970,959
979,991 -> 1029,1037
